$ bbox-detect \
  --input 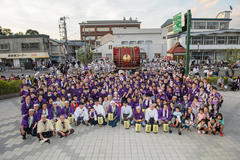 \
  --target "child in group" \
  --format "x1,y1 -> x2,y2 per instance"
172,107 -> 183,135
197,119 -> 208,134
208,118 -> 216,135
215,113 -> 224,136
184,116 -> 194,131
196,109 -> 206,125
89,107 -> 97,126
